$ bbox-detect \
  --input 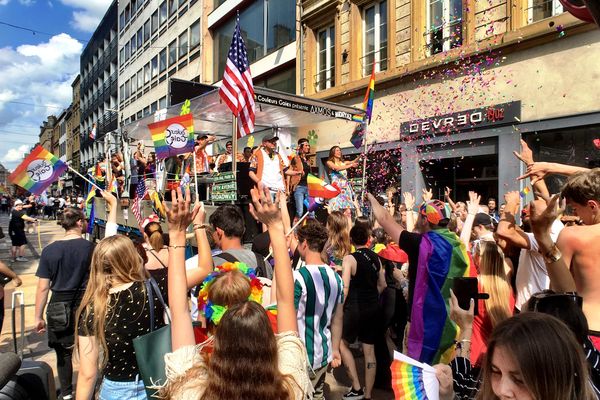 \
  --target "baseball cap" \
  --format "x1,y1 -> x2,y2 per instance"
14,200 -> 23,206
419,200 -> 452,225
473,213 -> 494,227
262,135 -> 279,142
141,214 -> 160,229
